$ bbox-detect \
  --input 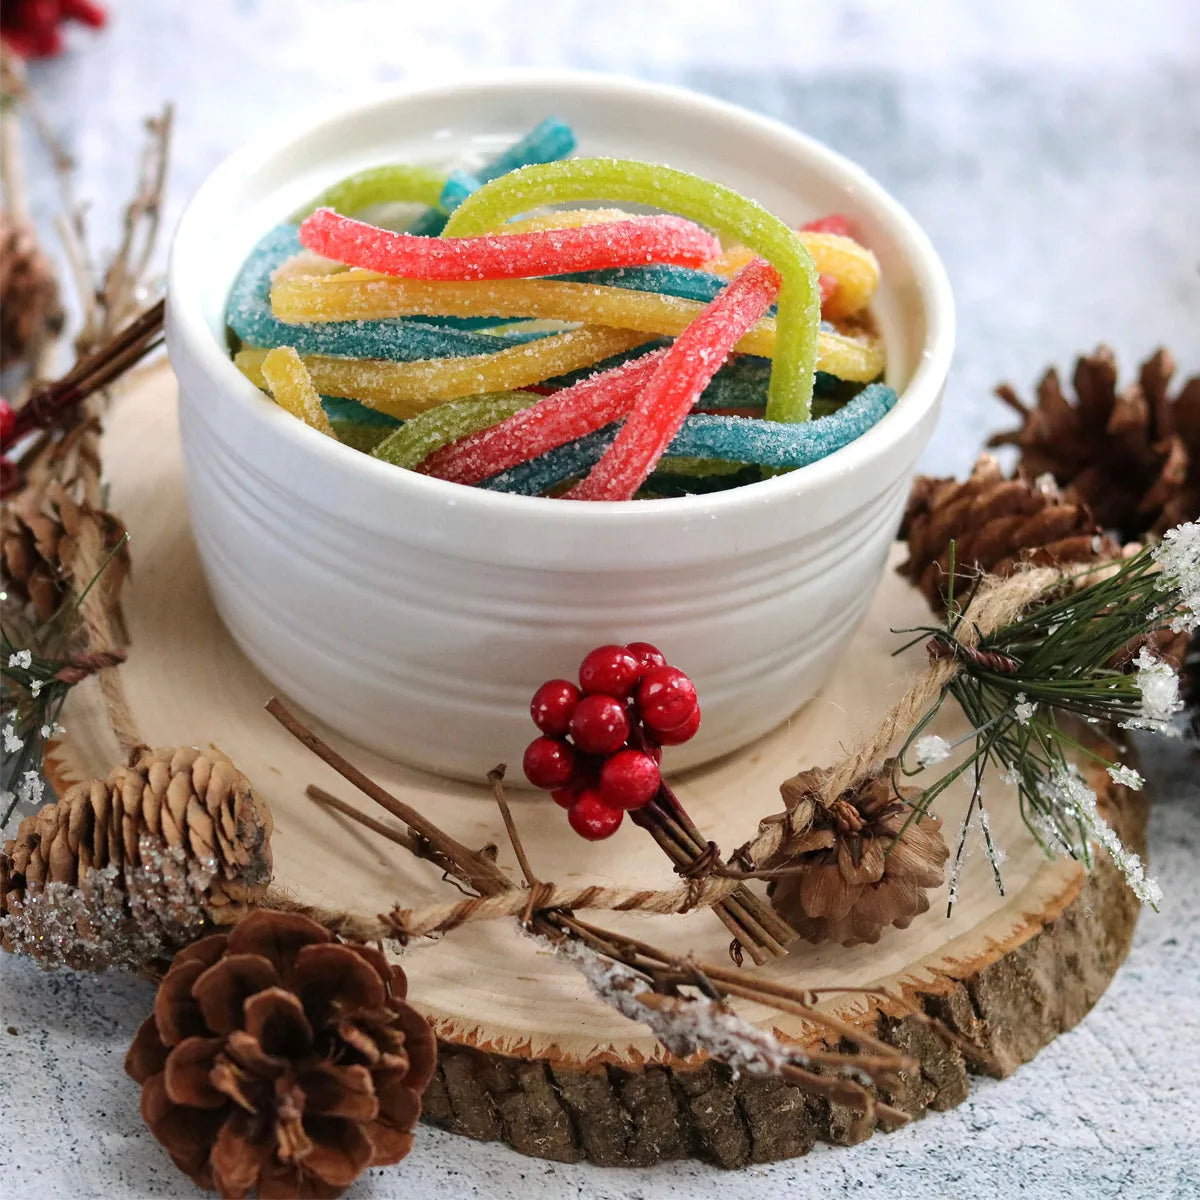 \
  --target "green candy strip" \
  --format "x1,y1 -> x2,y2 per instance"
443,159 -> 822,422
372,392 -> 538,470
291,164 -> 448,221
